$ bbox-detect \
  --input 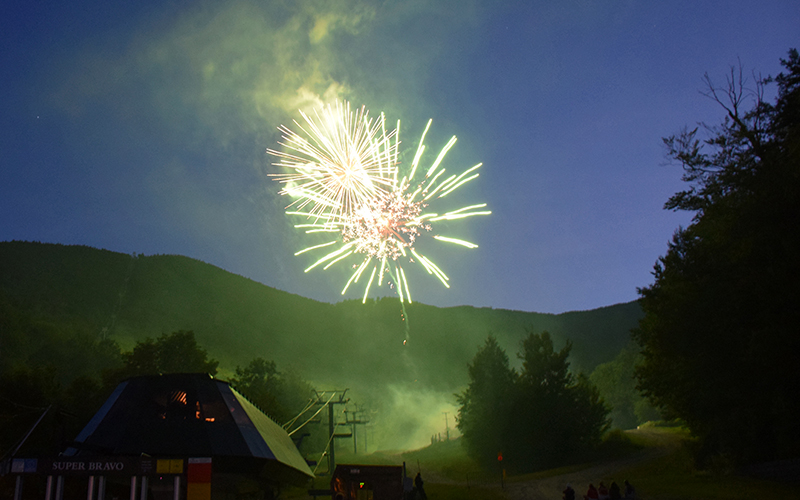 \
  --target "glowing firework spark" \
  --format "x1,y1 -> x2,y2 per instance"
267,101 -> 398,221
268,102 -> 490,303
